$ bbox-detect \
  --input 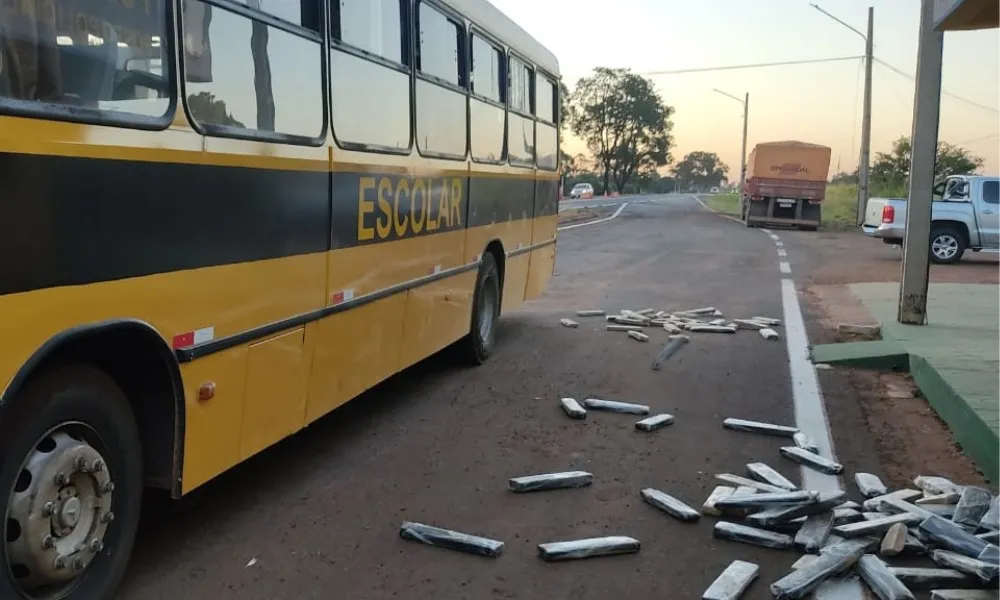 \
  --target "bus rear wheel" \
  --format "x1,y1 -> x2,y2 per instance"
1,365 -> 142,600
456,252 -> 501,365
